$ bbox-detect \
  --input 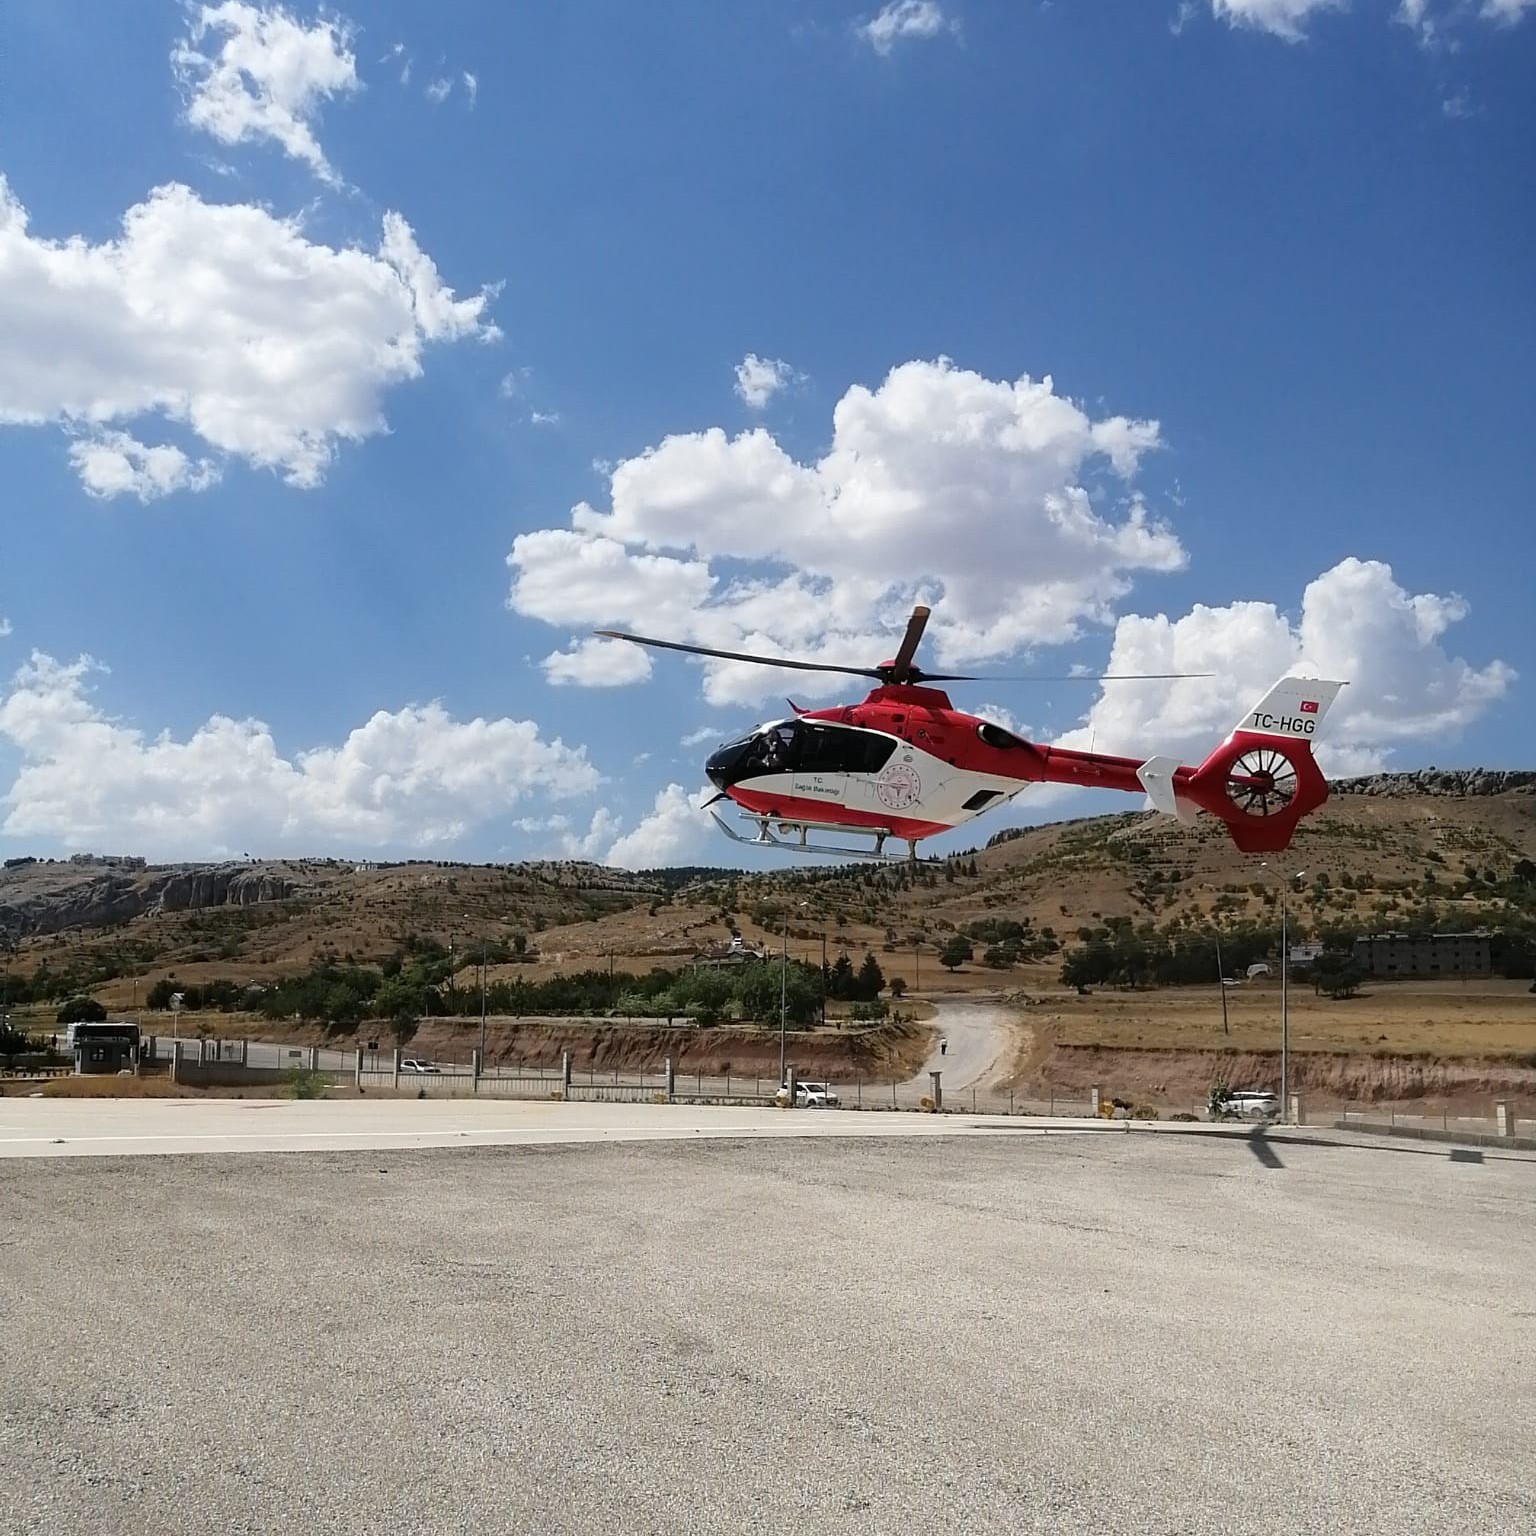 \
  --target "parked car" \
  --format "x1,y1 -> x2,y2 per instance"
1215,1090 -> 1278,1121
400,1058 -> 441,1074
775,1080 -> 841,1108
